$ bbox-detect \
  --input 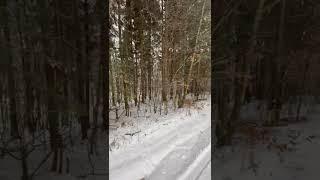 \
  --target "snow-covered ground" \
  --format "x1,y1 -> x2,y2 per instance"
213,102 -> 320,180
0,131 -> 108,180
109,97 -> 211,180
198,161 -> 211,180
